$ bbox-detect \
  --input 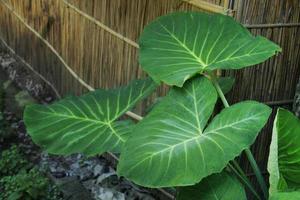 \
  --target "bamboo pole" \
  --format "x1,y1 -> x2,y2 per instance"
63,0 -> 139,49
183,0 -> 234,15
